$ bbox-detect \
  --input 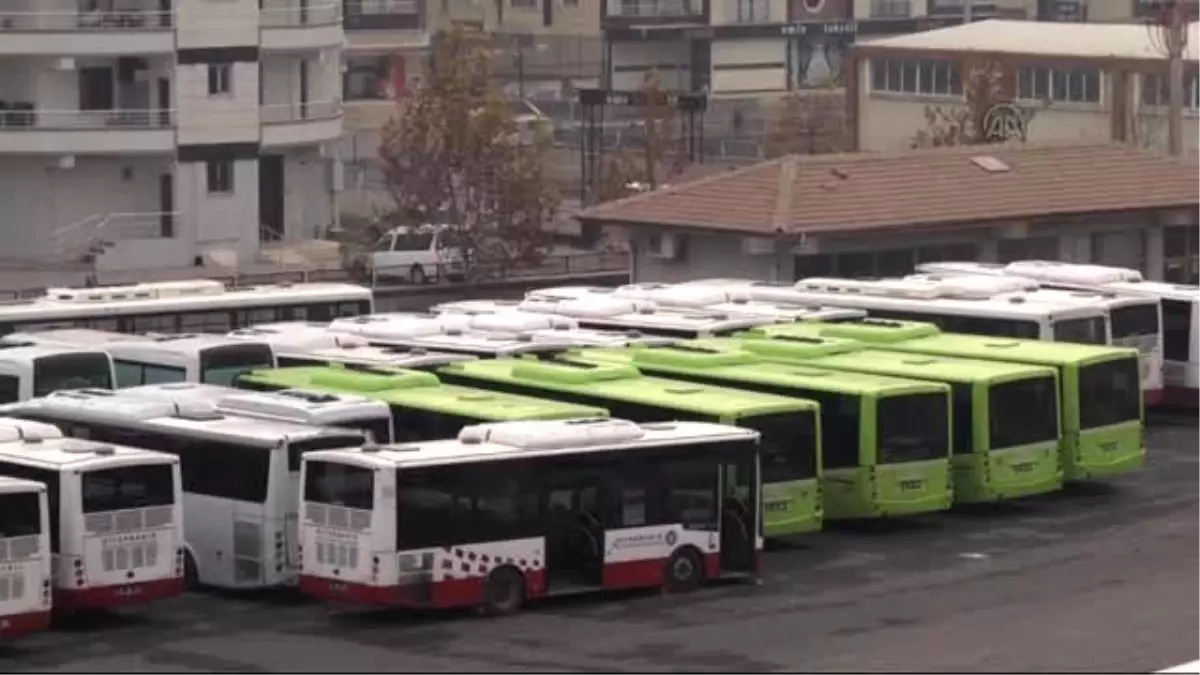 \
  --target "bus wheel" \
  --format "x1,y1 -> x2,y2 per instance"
664,547 -> 703,593
184,551 -> 201,591
482,567 -> 525,616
